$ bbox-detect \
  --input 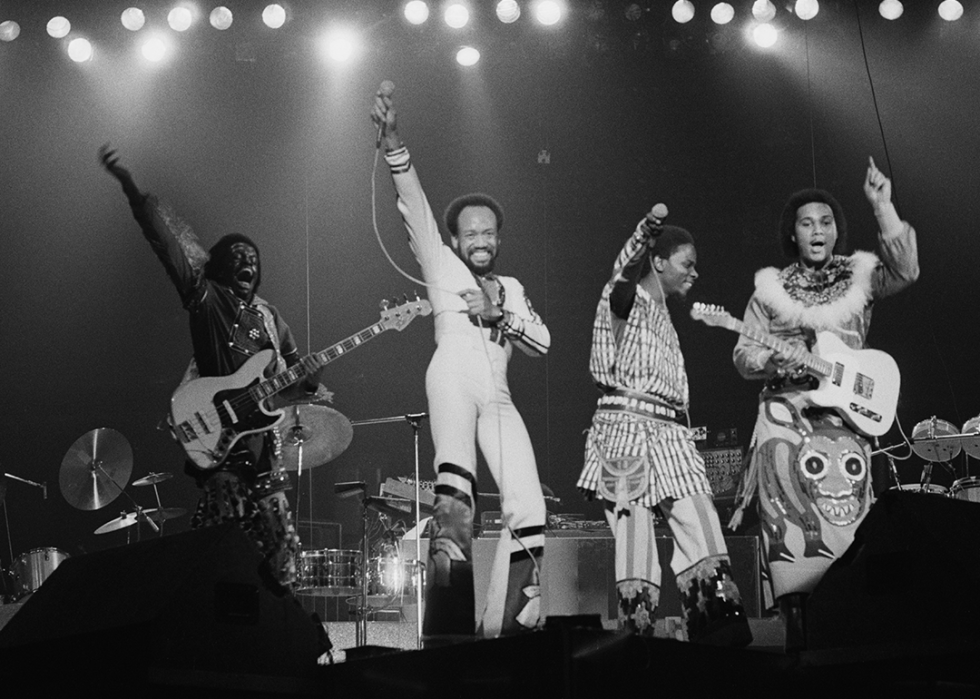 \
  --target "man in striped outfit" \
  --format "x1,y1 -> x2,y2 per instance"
577,208 -> 751,645
372,87 -> 550,642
